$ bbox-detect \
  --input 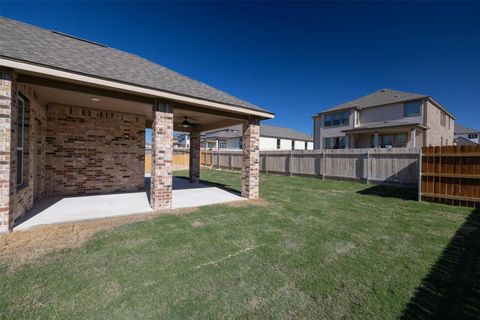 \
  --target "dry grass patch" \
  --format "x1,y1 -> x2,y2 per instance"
0,207 -> 197,267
